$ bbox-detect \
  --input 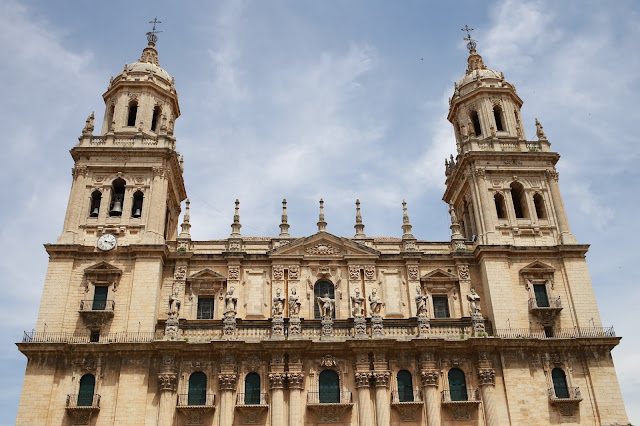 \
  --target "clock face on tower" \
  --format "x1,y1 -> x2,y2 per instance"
97,233 -> 117,251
